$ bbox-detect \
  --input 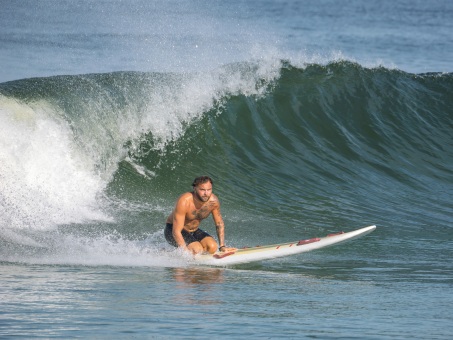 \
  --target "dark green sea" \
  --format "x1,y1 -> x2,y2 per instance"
1,0 -> 452,338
